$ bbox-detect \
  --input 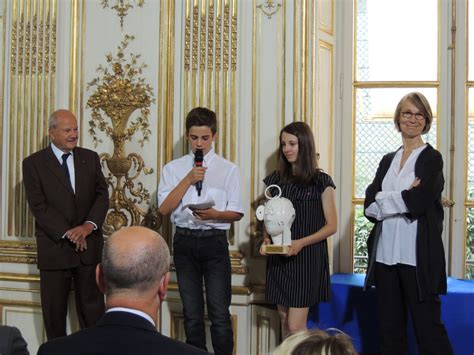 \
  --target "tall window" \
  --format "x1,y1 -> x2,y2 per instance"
352,0 -> 438,273
345,0 -> 474,279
